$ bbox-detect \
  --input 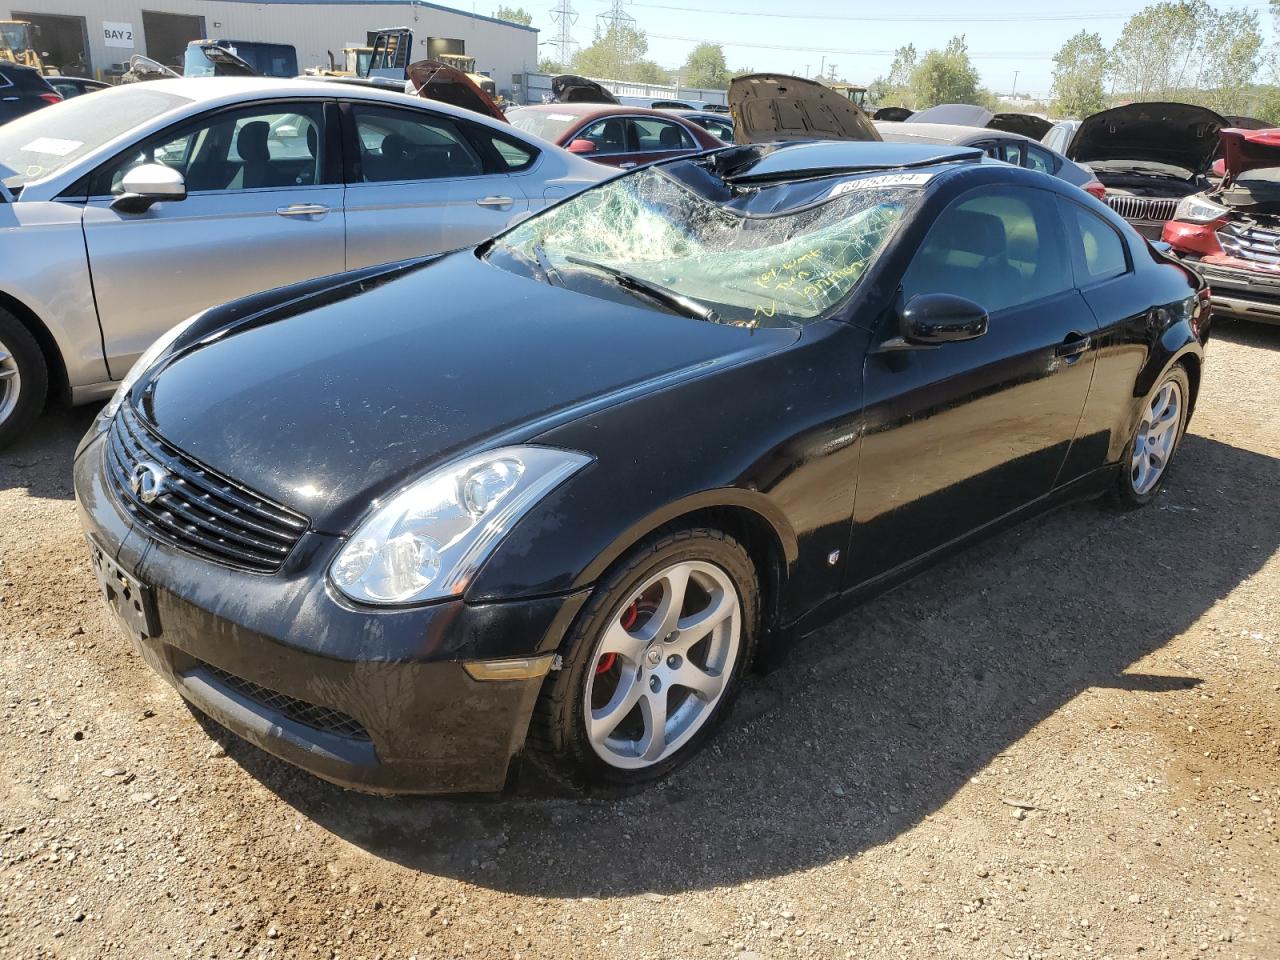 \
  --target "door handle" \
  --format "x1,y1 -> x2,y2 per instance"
1054,332 -> 1091,361
617,162 -> 638,169
275,203 -> 329,218
476,195 -> 514,209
